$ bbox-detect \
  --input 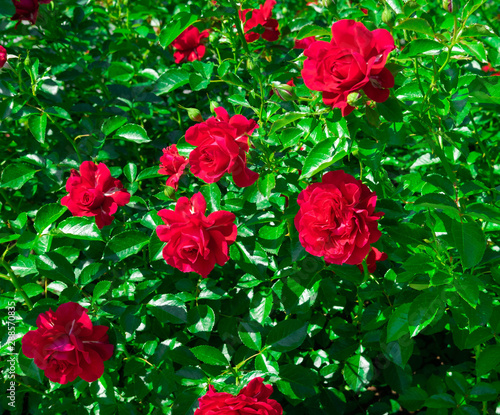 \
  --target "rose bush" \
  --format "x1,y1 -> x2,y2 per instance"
21,302 -> 113,384
1,0 -> 499,413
